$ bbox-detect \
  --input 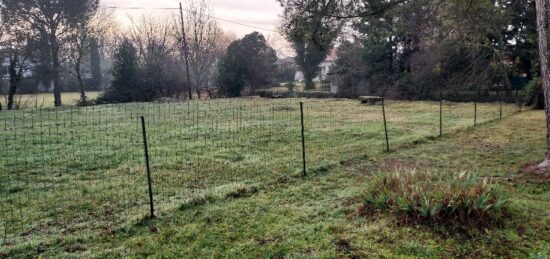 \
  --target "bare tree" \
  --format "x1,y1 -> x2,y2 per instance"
128,16 -> 184,99
0,0 -> 99,107
63,8 -> 113,105
0,12 -> 34,110
179,0 -> 227,99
